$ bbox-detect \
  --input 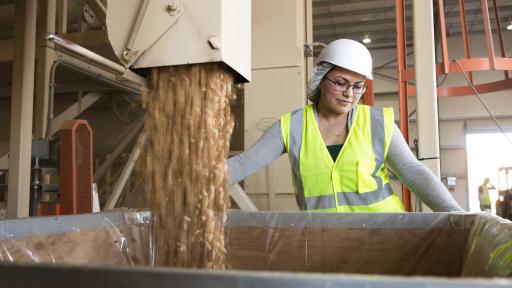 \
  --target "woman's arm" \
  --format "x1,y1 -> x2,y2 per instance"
228,121 -> 286,184
386,125 -> 464,212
